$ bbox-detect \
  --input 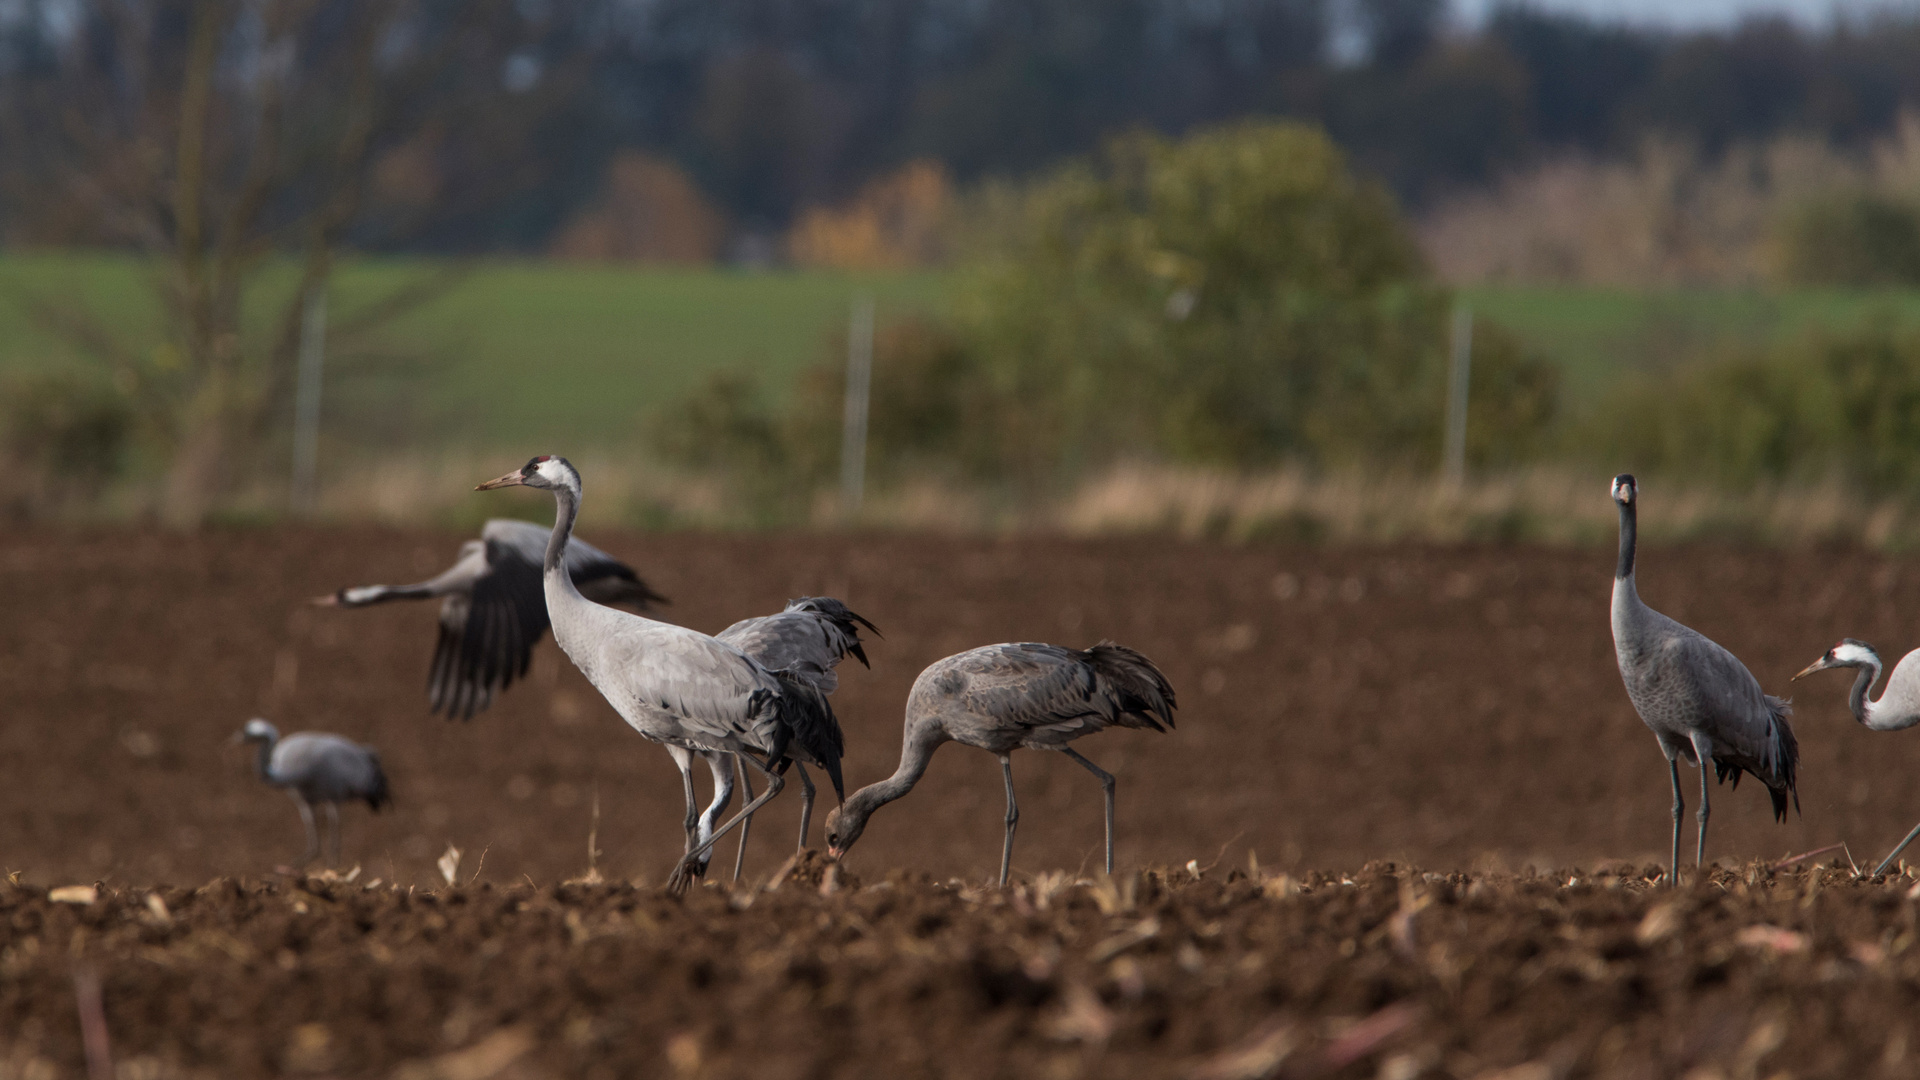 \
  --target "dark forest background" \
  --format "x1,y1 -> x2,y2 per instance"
4,0 -> 1918,256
